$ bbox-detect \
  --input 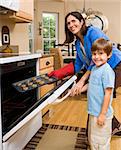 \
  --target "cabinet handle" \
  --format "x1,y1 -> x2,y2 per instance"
46,61 -> 50,65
